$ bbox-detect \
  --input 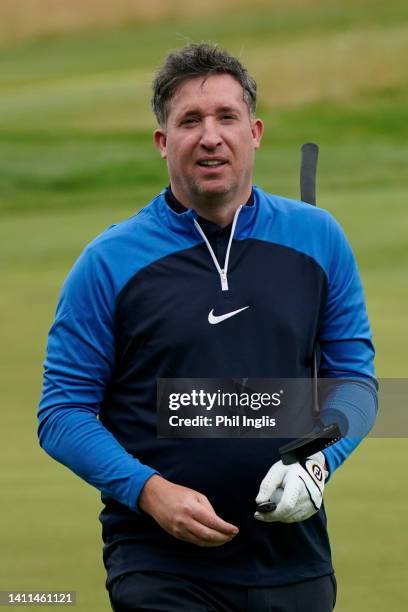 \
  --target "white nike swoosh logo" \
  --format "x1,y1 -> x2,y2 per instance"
208,306 -> 250,325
